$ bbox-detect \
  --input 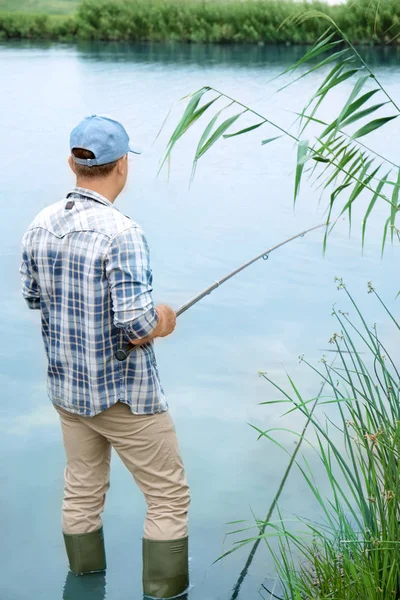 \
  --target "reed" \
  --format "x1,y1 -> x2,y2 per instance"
157,3 -> 400,594
273,284 -> 400,598
0,0 -> 78,14
1,0 -> 400,44
0,12 -> 77,39
161,3 -> 400,249
228,282 -> 400,599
